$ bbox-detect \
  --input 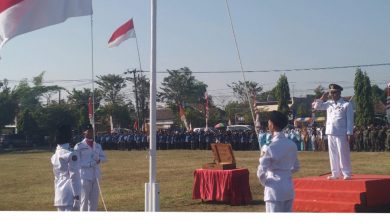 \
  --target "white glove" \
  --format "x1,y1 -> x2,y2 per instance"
72,199 -> 80,211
